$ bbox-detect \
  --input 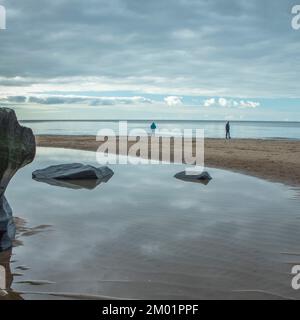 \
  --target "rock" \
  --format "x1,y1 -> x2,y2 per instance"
0,108 -> 36,171
0,197 -> 15,251
32,163 -> 113,180
174,170 -> 212,185
196,171 -> 212,180
32,163 -> 114,189
0,108 -> 36,252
